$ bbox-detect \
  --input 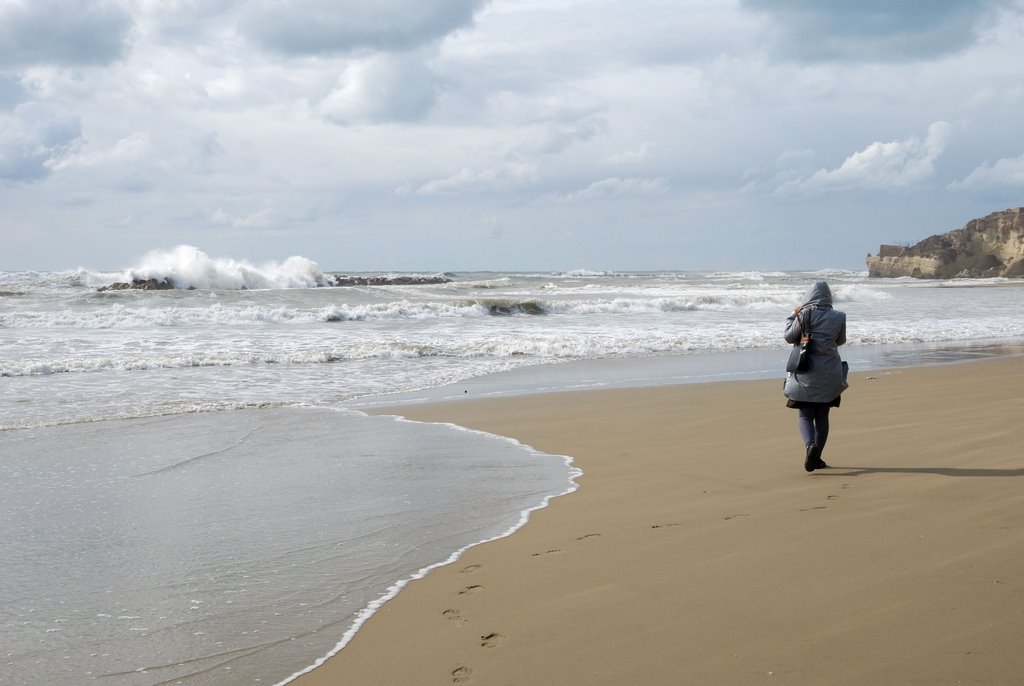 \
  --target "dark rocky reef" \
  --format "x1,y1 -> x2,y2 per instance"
867,208 -> 1024,278
475,299 -> 547,316
97,278 -> 180,292
97,274 -> 452,291
329,275 -> 452,286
